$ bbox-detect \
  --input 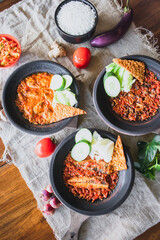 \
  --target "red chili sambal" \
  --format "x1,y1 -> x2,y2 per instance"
63,153 -> 119,202
110,69 -> 160,121
0,36 -> 21,67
